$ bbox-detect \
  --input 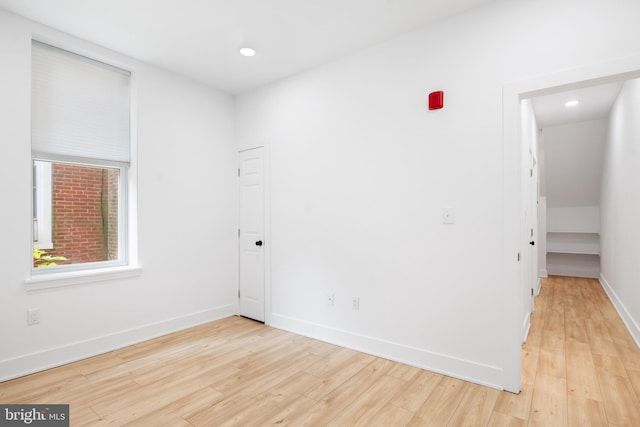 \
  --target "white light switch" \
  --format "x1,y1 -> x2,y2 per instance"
442,208 -> 455,224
